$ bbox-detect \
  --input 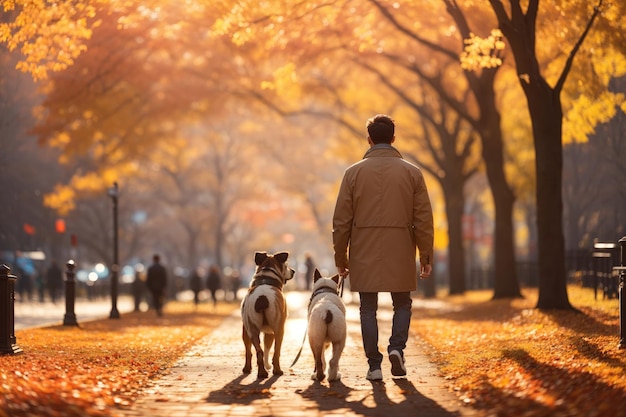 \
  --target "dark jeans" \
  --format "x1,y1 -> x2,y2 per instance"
151,290 -> 165,315
359,292 -> 412,370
